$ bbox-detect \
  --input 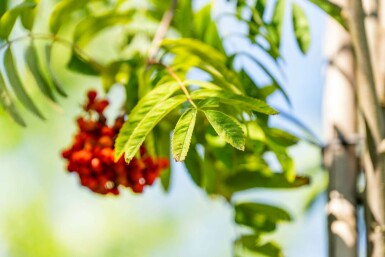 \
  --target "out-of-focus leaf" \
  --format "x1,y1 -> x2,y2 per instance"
255,0 -> 267,17
235,202 -> 291,223
268,0 -> 286,48
268,128 -> 298,147
267,136 -> 296,181
193,4 -> 225,53
184,144 -> 204,187
236,236 -> 283,257
114,81 -> 181,161
0,0 -> 8,17
225,171 -> 309,191
155,127 -> 171,191
25,44 -> 56,102
309,0 -> 347,29
172,108 -> 197,162
191,89 -> 278,115
73,10 -> 135,48
161,38 -> 226,65
67,52 -> 101,76
235,202 -> 290,232
0,72 -> 26,126
4,46 -> 44,119
292,3 -> 311,54
44,44 -> 67,97
21,0 -> 39,31
203,110 -> 245,151
0,1 -> 36,39
49,0 -> 92,34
